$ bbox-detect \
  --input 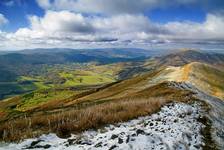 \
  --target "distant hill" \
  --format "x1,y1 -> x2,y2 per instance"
149,62 -> 224,100
0,48 -> 153,77
116,50 -> 224,80
1,49 -> 223,100
0,60 -> 222,120
0,49 -> 149,66
156,50 -> 224,68
18,48 -> 153,57
0,48 -> 155,100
